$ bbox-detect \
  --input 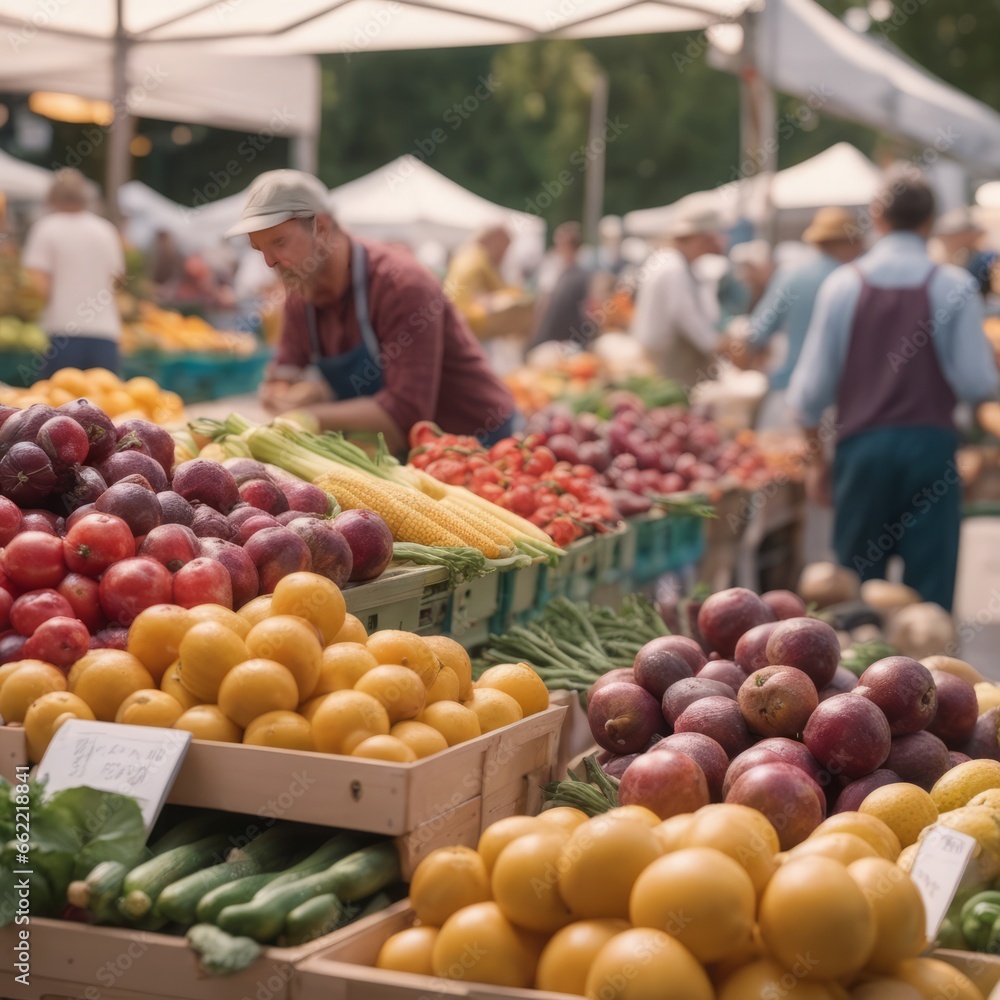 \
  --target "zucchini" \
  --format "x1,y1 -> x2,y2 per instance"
195,831 -> 368,925
356,889 -> 395,920
149,811 -> 229,854
187,923 -> 261,976
218,842 -> 402,942
119,834 -> 233,920
281,894 -> 344,946
154,826 -> 302,924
